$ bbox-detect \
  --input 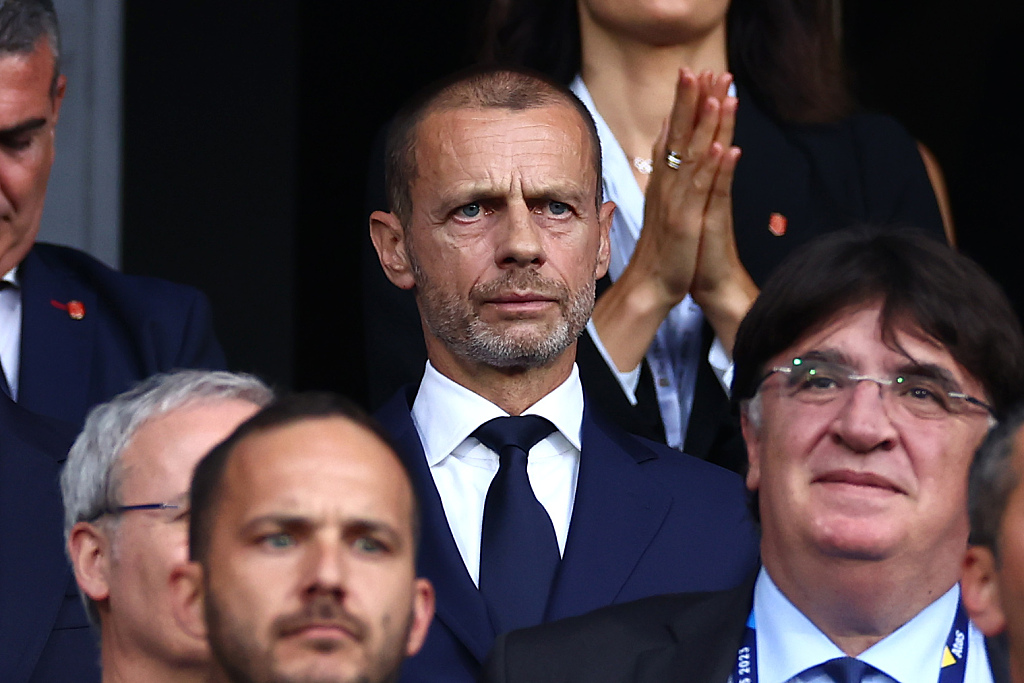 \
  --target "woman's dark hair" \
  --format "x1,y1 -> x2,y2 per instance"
478,0 -> 853,124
